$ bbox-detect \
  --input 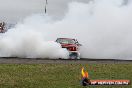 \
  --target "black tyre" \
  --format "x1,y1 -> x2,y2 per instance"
69,52 -> 78,59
